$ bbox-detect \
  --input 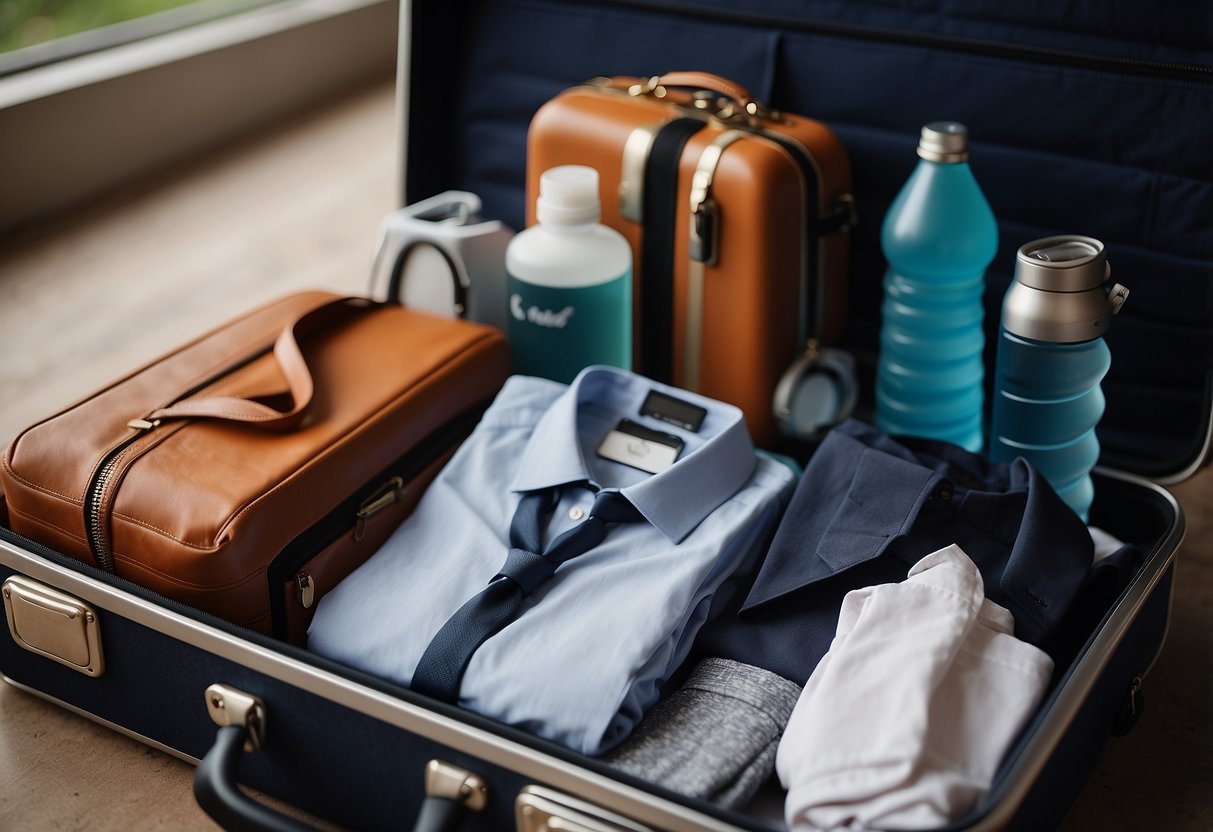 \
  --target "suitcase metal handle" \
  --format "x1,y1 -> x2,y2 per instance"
194,684 -> 487,832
